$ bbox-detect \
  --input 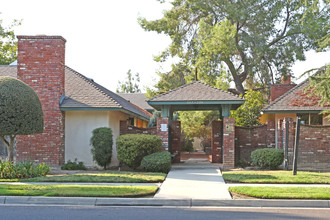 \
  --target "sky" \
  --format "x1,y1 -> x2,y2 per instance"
1,0 -> 329,92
